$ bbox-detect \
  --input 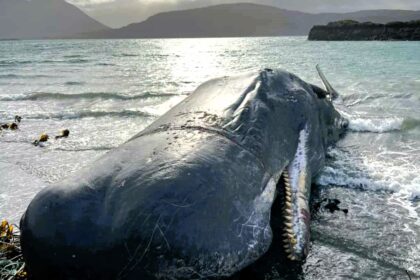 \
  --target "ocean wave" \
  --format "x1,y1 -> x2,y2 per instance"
25,109 -> 154,120
38,59 -> 90,64
343,92 -> 413,107
0,74 -> 53,79
65,81 -> 85,86
54,146 -> 114,152
316,148 -> 420,201
348,117 -> 420,133
0,59 -> 90,66
96,63 -> 115,66
67,59 -> 89,64
344,94 -> 385,107
63,55 -> 83,58
0,92 -> 180,101
114,53 -> 138,57
0,74 -> 20,78
0,60 -> 32,66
